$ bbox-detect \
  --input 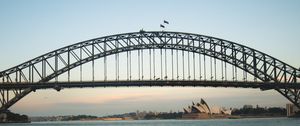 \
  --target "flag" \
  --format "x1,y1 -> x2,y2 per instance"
160,24 -> 165,28
164,20 -> 169,24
